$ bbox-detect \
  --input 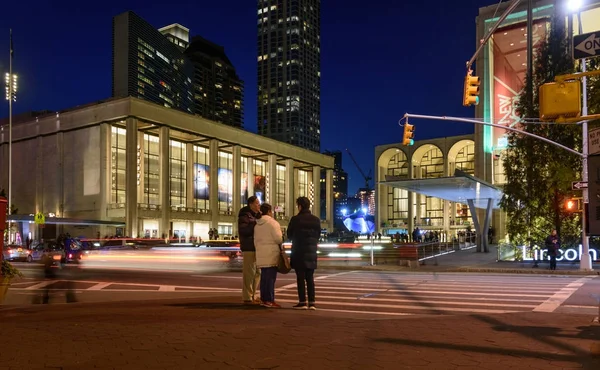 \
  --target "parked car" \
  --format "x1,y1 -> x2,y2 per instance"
2,244 -> 32,262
